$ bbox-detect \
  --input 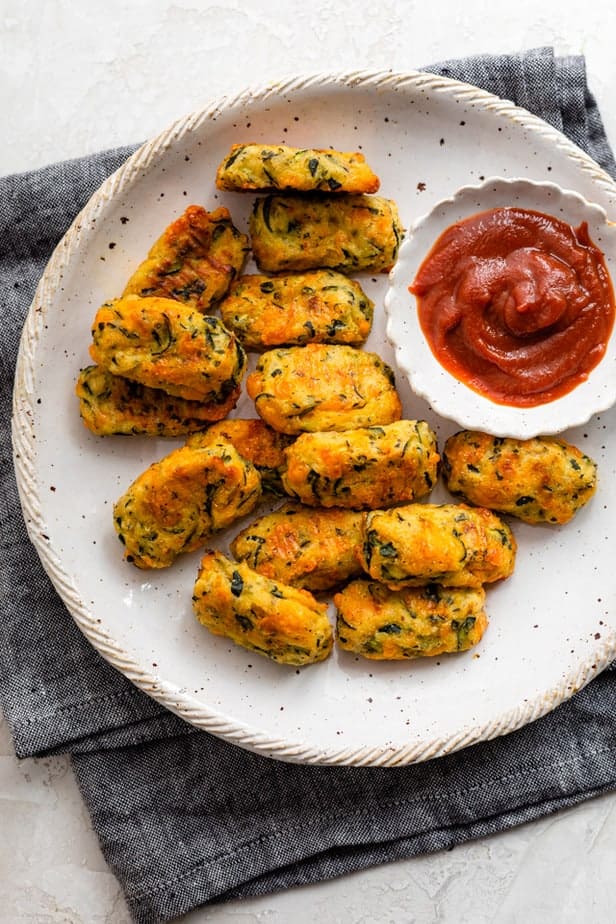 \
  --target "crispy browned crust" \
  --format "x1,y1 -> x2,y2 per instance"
123,205 -> 249,311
